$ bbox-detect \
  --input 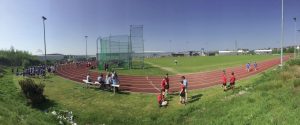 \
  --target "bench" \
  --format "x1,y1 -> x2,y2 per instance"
92,81 -> 101,88
83,80 -> 102,88
111,84 -> 120,94
82,79 -> 92,88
